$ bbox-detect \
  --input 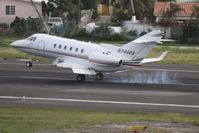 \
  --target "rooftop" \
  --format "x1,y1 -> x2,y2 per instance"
154,2 -> 199,16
